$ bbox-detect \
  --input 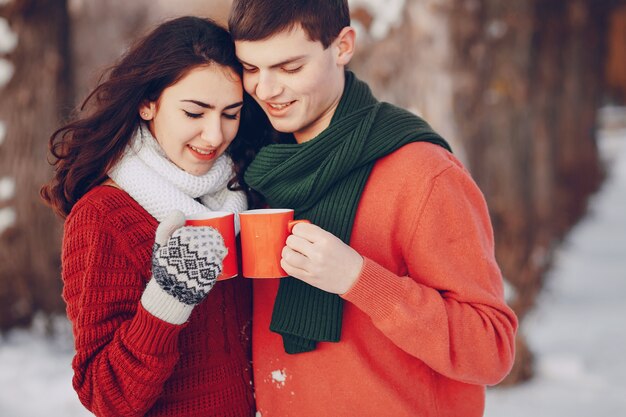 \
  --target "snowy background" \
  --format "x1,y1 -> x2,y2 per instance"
1,109 -> 625,416
484,109 -> 626,417
1,0 -> 625,413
